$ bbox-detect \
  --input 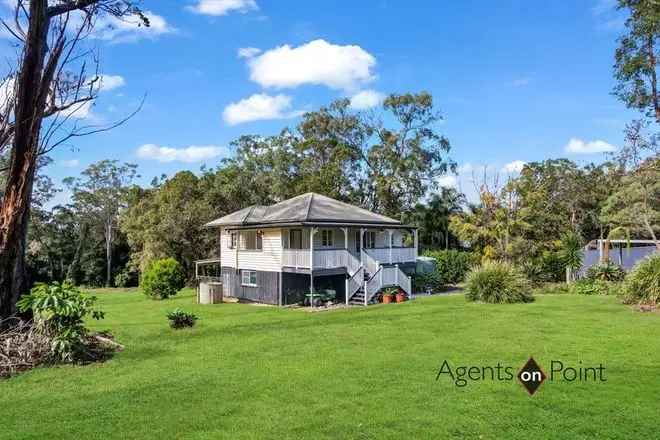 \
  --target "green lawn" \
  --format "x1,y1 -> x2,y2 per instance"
2,289 -> 659,439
